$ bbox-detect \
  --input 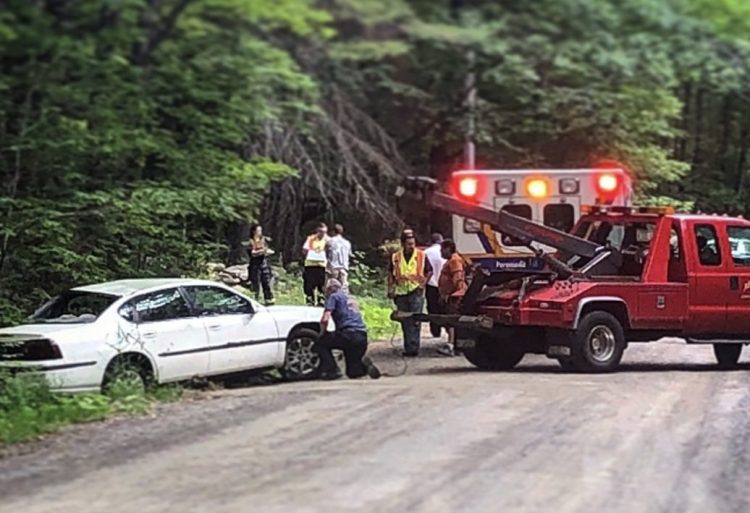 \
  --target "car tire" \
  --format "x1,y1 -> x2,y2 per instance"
713,343 -> 742,368
102,354 -> 154,394
569,312 -> 626,373
462,335 -> 525,371
283,328 -> 321,380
